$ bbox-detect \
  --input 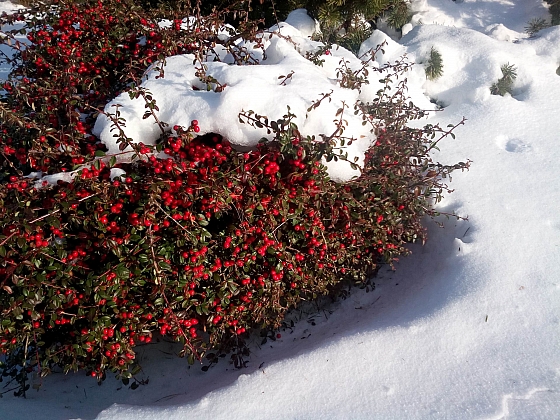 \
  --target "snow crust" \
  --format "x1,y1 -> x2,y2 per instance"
1,1 -> 560,419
